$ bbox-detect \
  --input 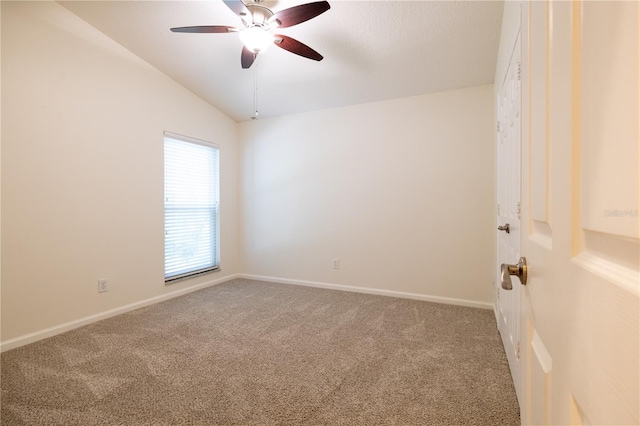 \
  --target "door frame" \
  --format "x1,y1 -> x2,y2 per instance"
495,26 -> 523,407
